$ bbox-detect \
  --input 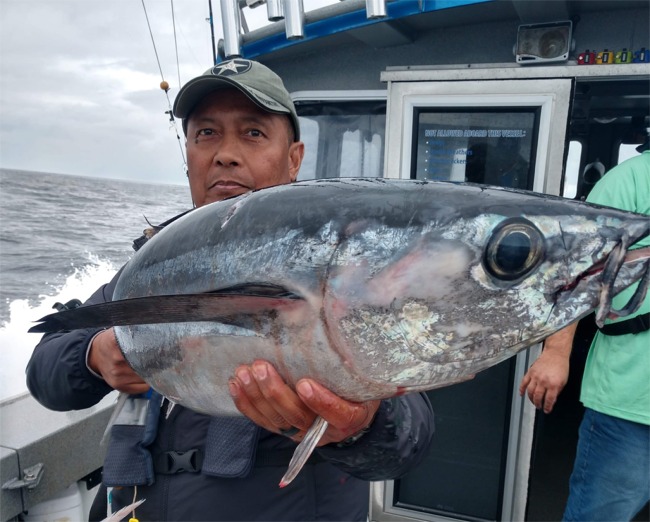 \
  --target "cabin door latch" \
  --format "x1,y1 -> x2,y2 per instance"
2,463 -> 45,491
